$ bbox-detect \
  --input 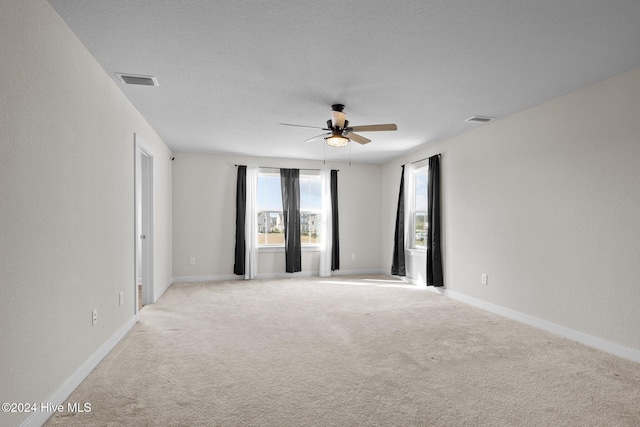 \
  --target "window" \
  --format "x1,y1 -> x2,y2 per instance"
256,170 -> 321,247
411,166 -> 428,249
